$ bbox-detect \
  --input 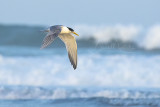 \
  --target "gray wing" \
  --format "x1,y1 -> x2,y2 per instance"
59,34 -> 77,70
41,28 -> 61,49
